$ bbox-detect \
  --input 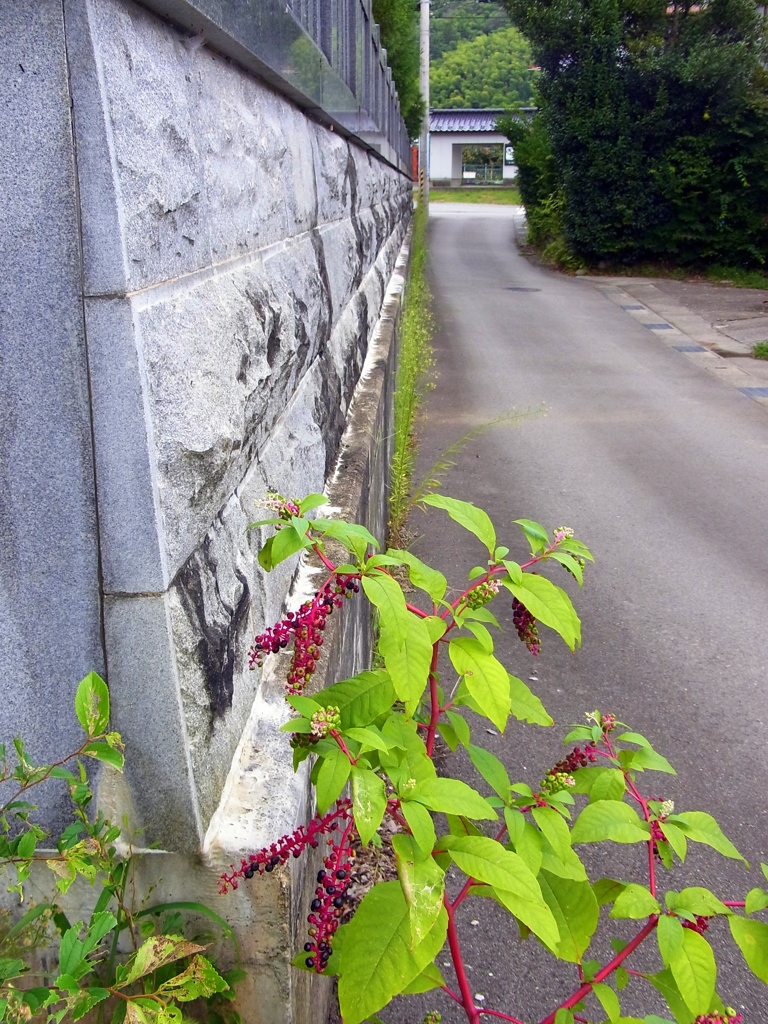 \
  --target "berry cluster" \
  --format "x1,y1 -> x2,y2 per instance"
310,705 -> 341,738
218,799 -> 352,893
464,579 -> 500,610
304,830 -> 355,974
551,743 -> 598,776
693,1012 -> 742,1023
422,1013 -> 442,1024
248,574 -> 360,694
512,597 -> 541,655
541,770 -> 576,795
264,492 -> 301,520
